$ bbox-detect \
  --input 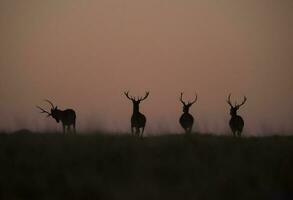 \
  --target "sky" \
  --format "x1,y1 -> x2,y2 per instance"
0,0 -> 292,135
